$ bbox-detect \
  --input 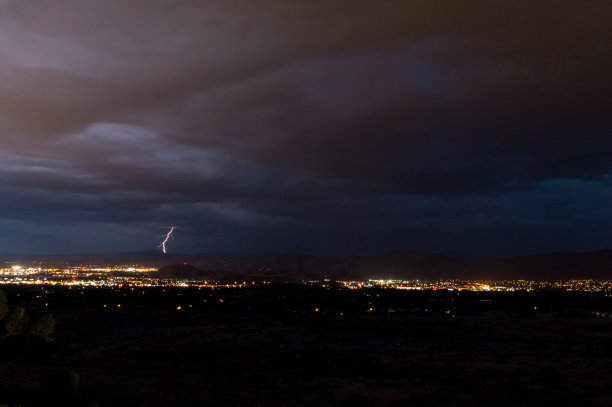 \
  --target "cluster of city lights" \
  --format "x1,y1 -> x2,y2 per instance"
336,279 -> 612,292
2,264 -> 612,291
